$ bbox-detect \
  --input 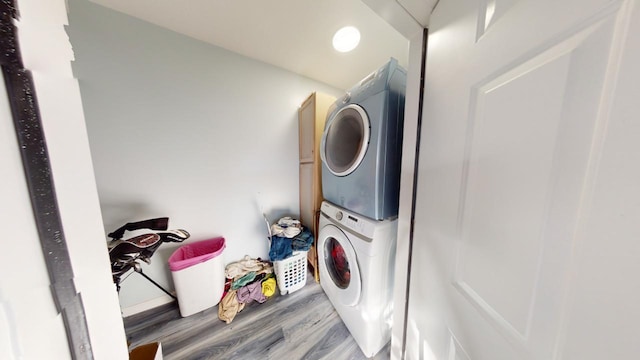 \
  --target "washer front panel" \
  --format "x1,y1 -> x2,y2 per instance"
324,237 -> 351,289
318,224 -> 361,306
